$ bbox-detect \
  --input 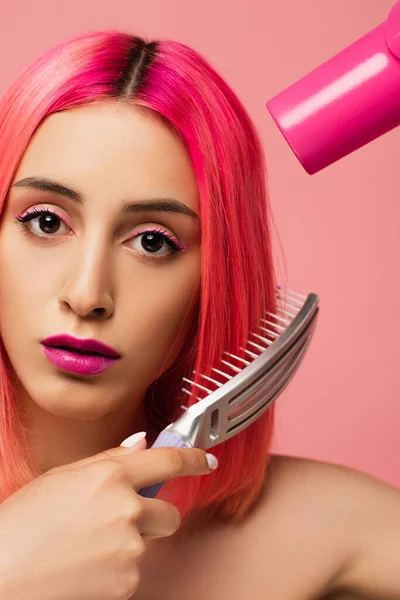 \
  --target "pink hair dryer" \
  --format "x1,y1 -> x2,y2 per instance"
266,1 -> 400,174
